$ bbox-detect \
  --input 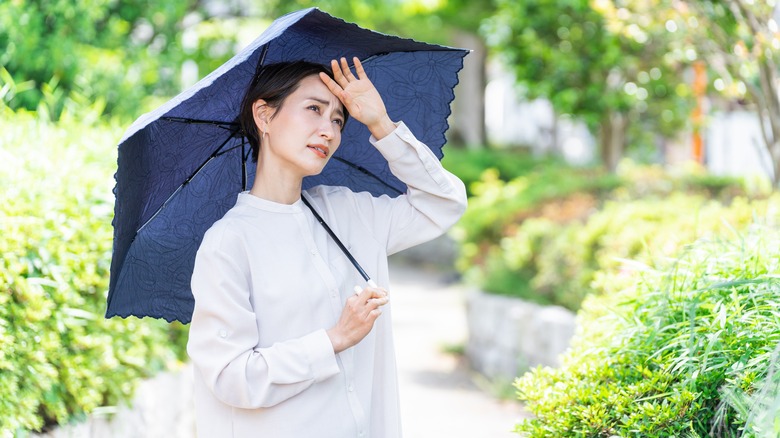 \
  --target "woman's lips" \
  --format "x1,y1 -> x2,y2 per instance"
308,144 -> 329,158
